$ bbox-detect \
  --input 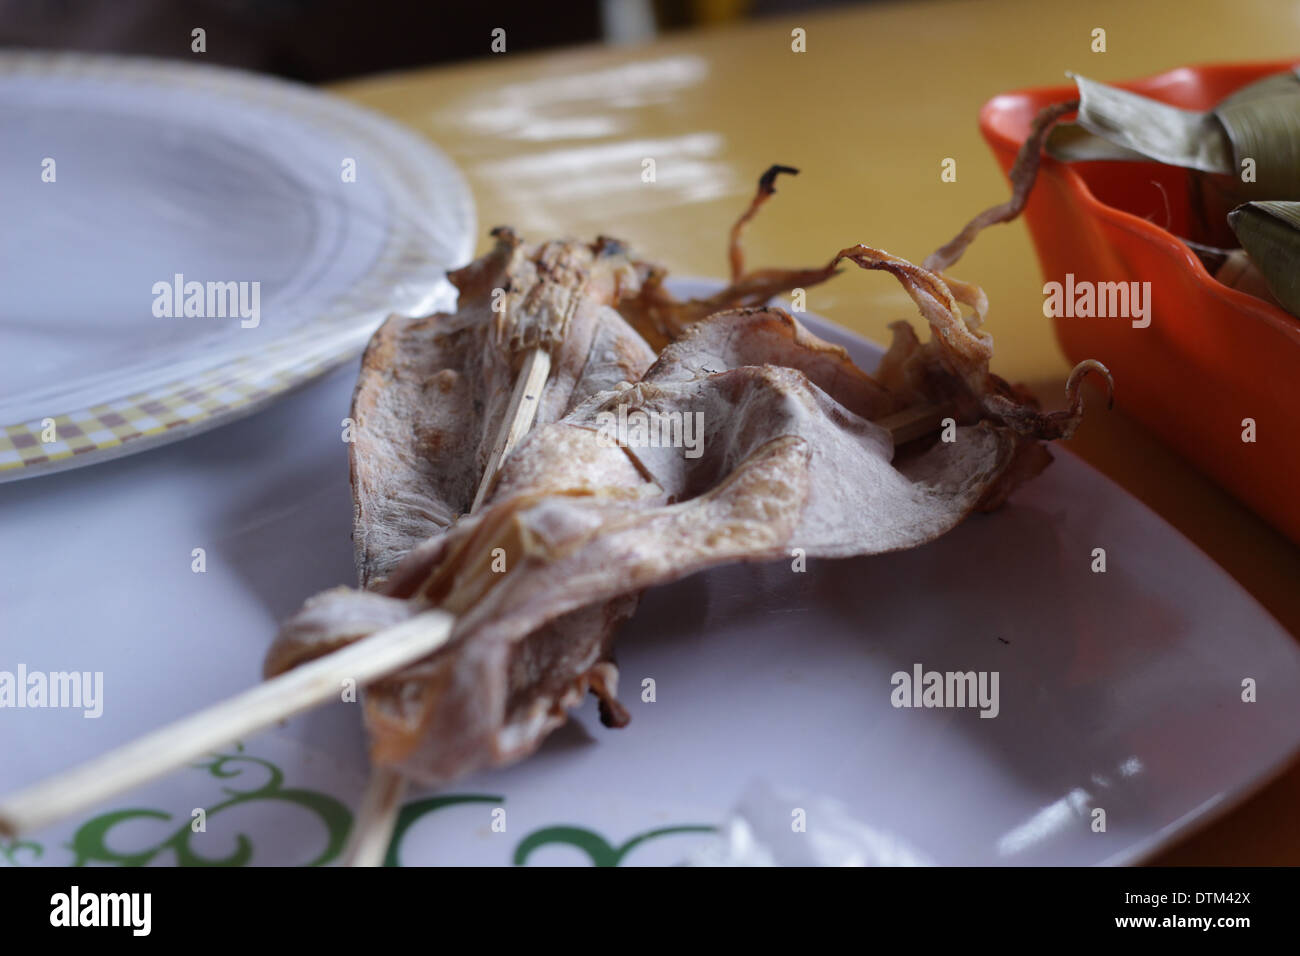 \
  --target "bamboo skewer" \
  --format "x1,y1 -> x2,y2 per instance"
0,351 -> 556,847
0,351 -> 948,844
341,763 -> 409,868
343,345 -> 553,866
472,349 -> 552,513
0,608 -> 456,838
